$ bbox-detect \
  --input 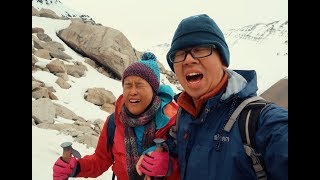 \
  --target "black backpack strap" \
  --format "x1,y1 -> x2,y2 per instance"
224,96 -> 268,180
238,100 -> 268,148
107,113 -> 116,148
169,93 -> 182,145
106,113 -> 116,180
238,99 -> 269,180
169,107 -> 182,145
224,96 -> 264,132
